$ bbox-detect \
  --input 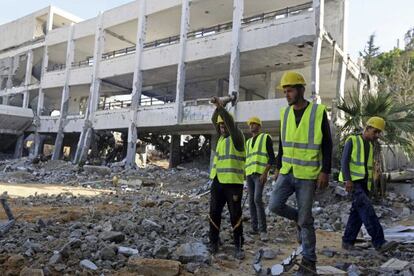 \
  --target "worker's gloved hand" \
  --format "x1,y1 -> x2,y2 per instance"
345,180 -> 353,192
316,172 -> 329,189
